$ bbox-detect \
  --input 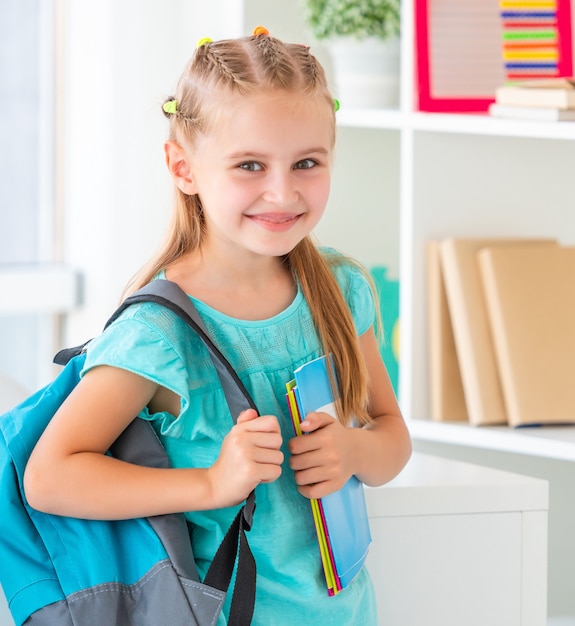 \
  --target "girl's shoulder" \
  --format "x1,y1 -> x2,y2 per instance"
80,300 -> 201,406
84,300 -> 196,372
319,246 -> 372,289
318,247 -> 376,335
